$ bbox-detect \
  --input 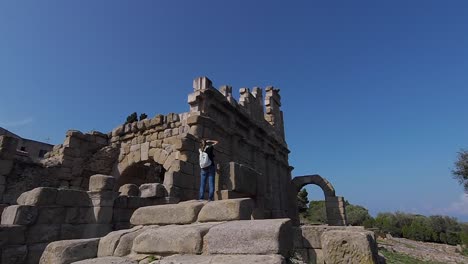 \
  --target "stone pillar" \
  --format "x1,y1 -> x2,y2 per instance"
87,175 -> 117,233
0,136 -> 18,204
325,196 -> 347,226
